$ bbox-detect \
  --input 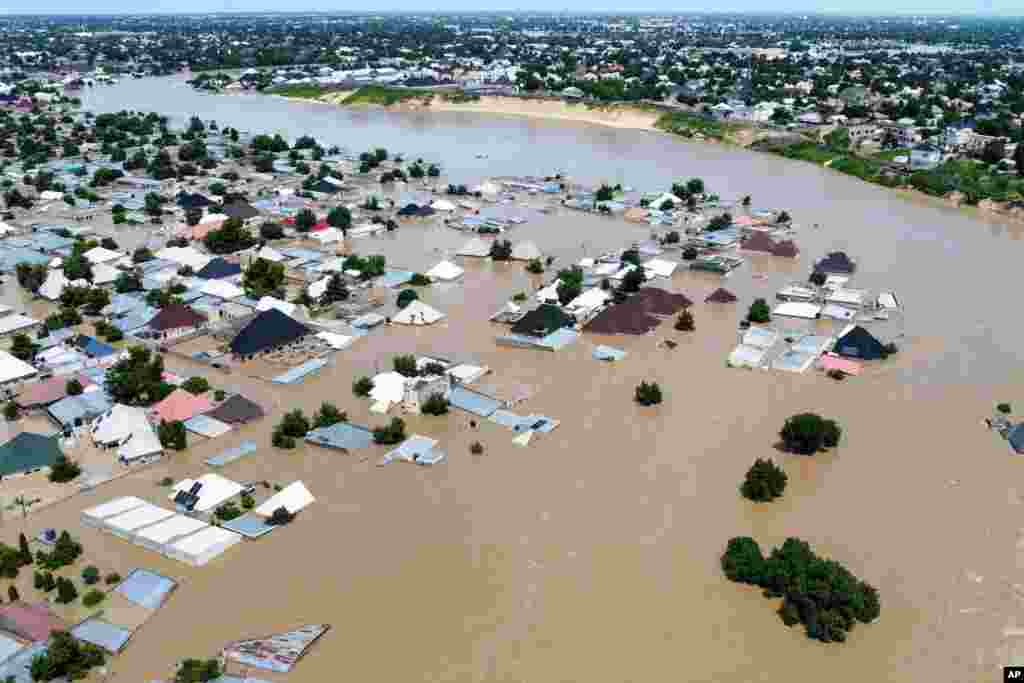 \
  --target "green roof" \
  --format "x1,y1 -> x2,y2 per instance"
0,433 -> 63,477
